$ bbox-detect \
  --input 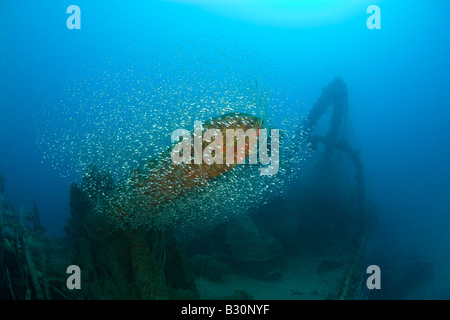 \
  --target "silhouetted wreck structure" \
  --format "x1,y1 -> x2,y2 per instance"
303,77 -> 365,220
